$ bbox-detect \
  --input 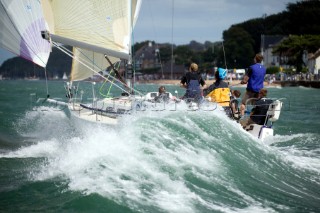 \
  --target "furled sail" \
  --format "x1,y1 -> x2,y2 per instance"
0,0 -> 51,67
